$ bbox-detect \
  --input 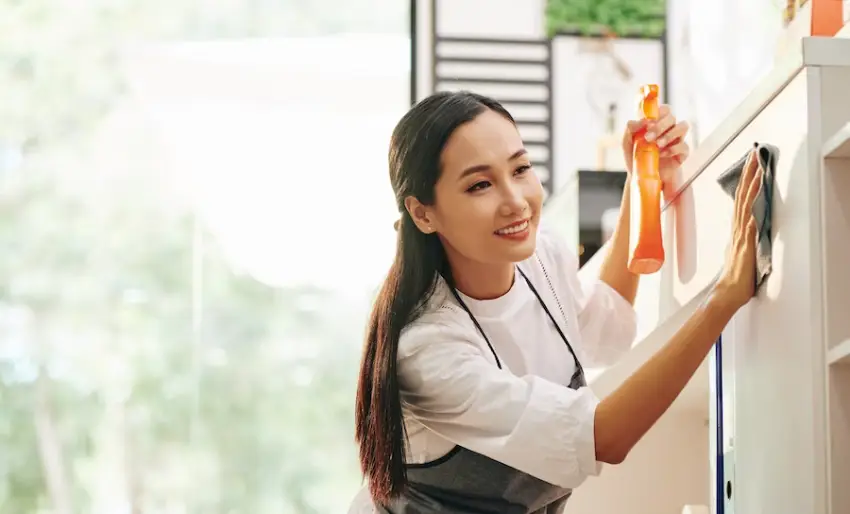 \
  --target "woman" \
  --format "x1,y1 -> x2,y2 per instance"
352,91 -> 760,513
